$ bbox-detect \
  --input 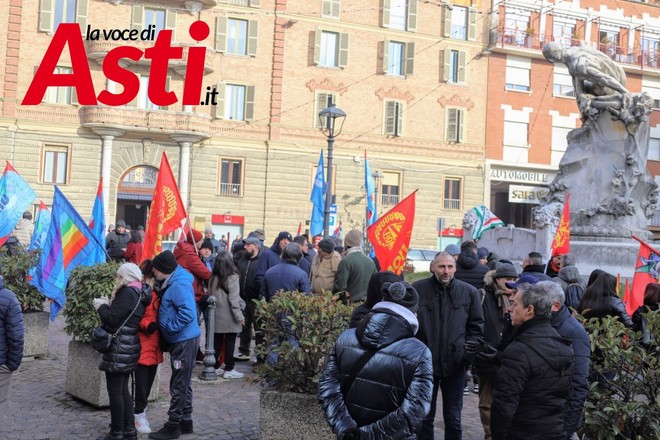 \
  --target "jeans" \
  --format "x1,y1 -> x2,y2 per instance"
239,299 -> 257,356
418,371 -> 465,440
106,372 -> 134,432
213,333 -> 237,371
167,338 -> 198,423
134,364 -> 158,414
